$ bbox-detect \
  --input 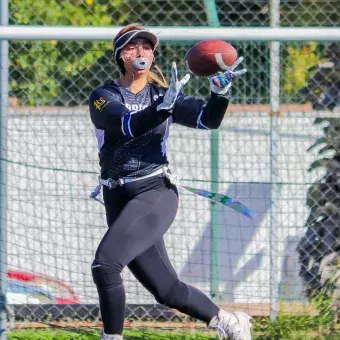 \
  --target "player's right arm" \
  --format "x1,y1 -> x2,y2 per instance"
172,57 -> 246,130
89,87 -> 171,138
